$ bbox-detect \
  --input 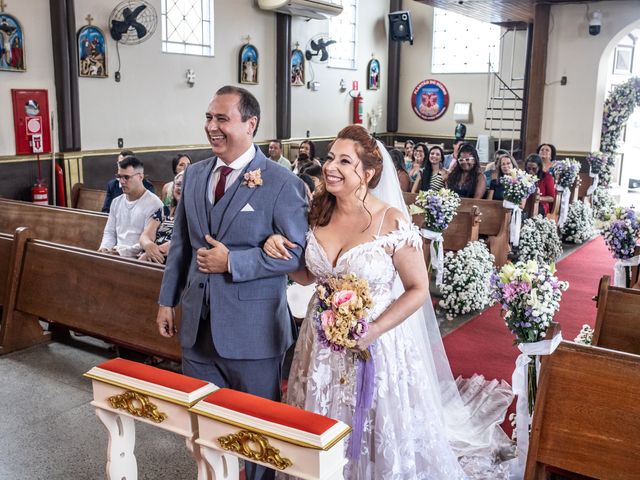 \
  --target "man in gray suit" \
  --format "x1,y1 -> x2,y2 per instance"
156,85 -> 308,479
